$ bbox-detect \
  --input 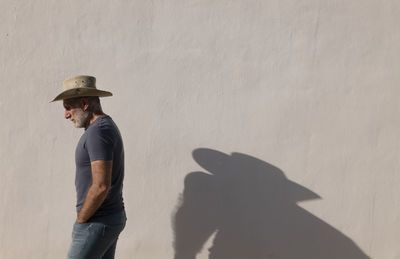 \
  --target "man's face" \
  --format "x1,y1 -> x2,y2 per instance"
63,98 -> 90,128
